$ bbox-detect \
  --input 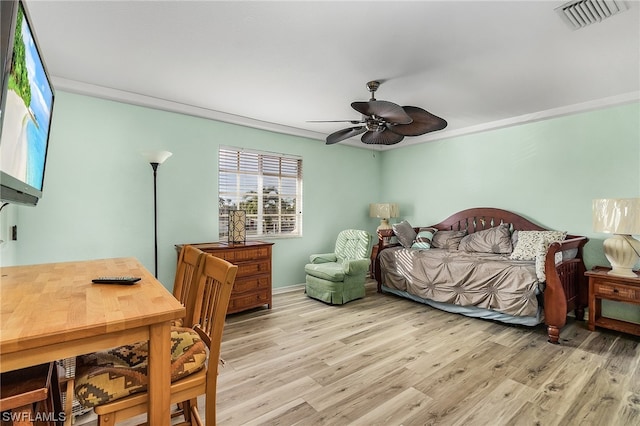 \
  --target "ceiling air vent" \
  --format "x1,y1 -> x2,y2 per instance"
556,0 -> 628,29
